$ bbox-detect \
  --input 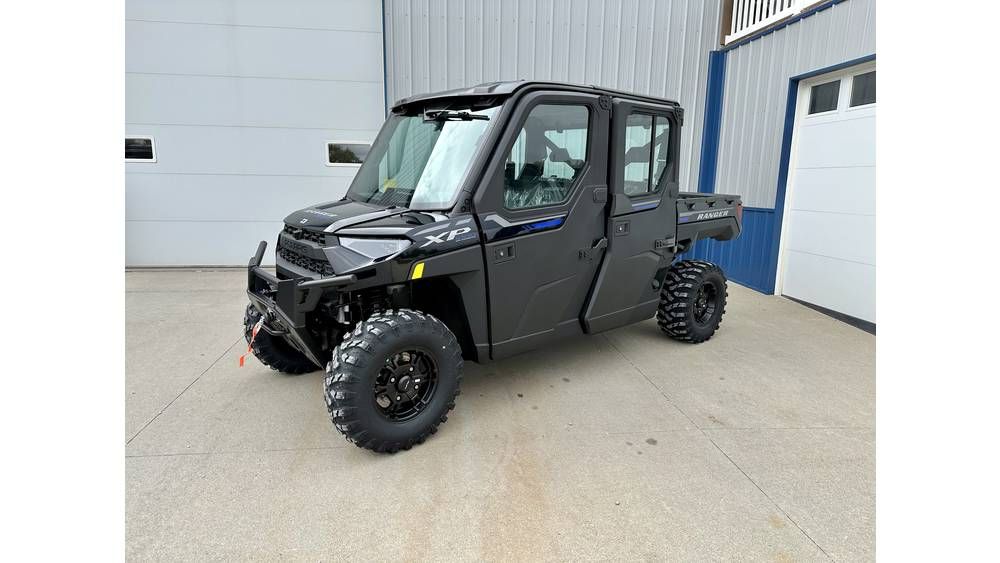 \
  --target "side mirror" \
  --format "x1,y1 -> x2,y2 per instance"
547,147 -> 571,162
